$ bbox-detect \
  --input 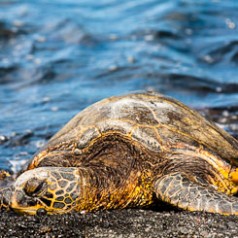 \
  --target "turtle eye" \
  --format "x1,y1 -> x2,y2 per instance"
24,178 -> 47,197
